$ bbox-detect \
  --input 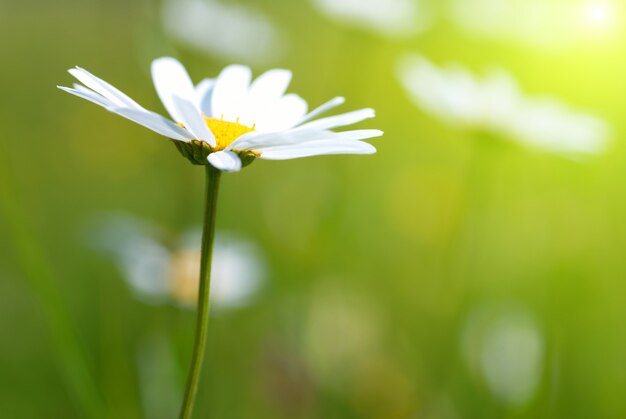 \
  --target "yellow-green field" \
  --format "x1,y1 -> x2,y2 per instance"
2,0 -> 625,418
